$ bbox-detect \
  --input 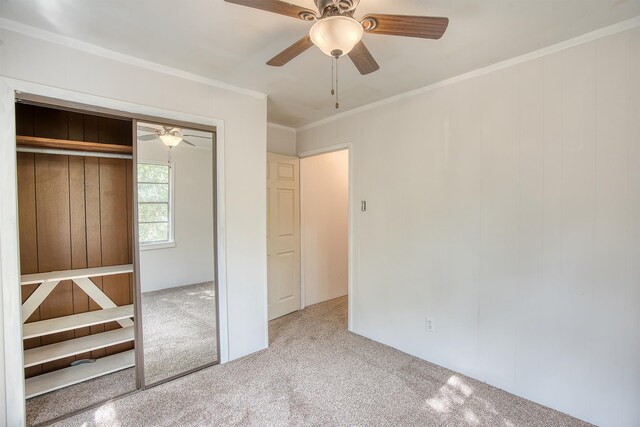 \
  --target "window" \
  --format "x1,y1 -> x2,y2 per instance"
138,162 -> 174,248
